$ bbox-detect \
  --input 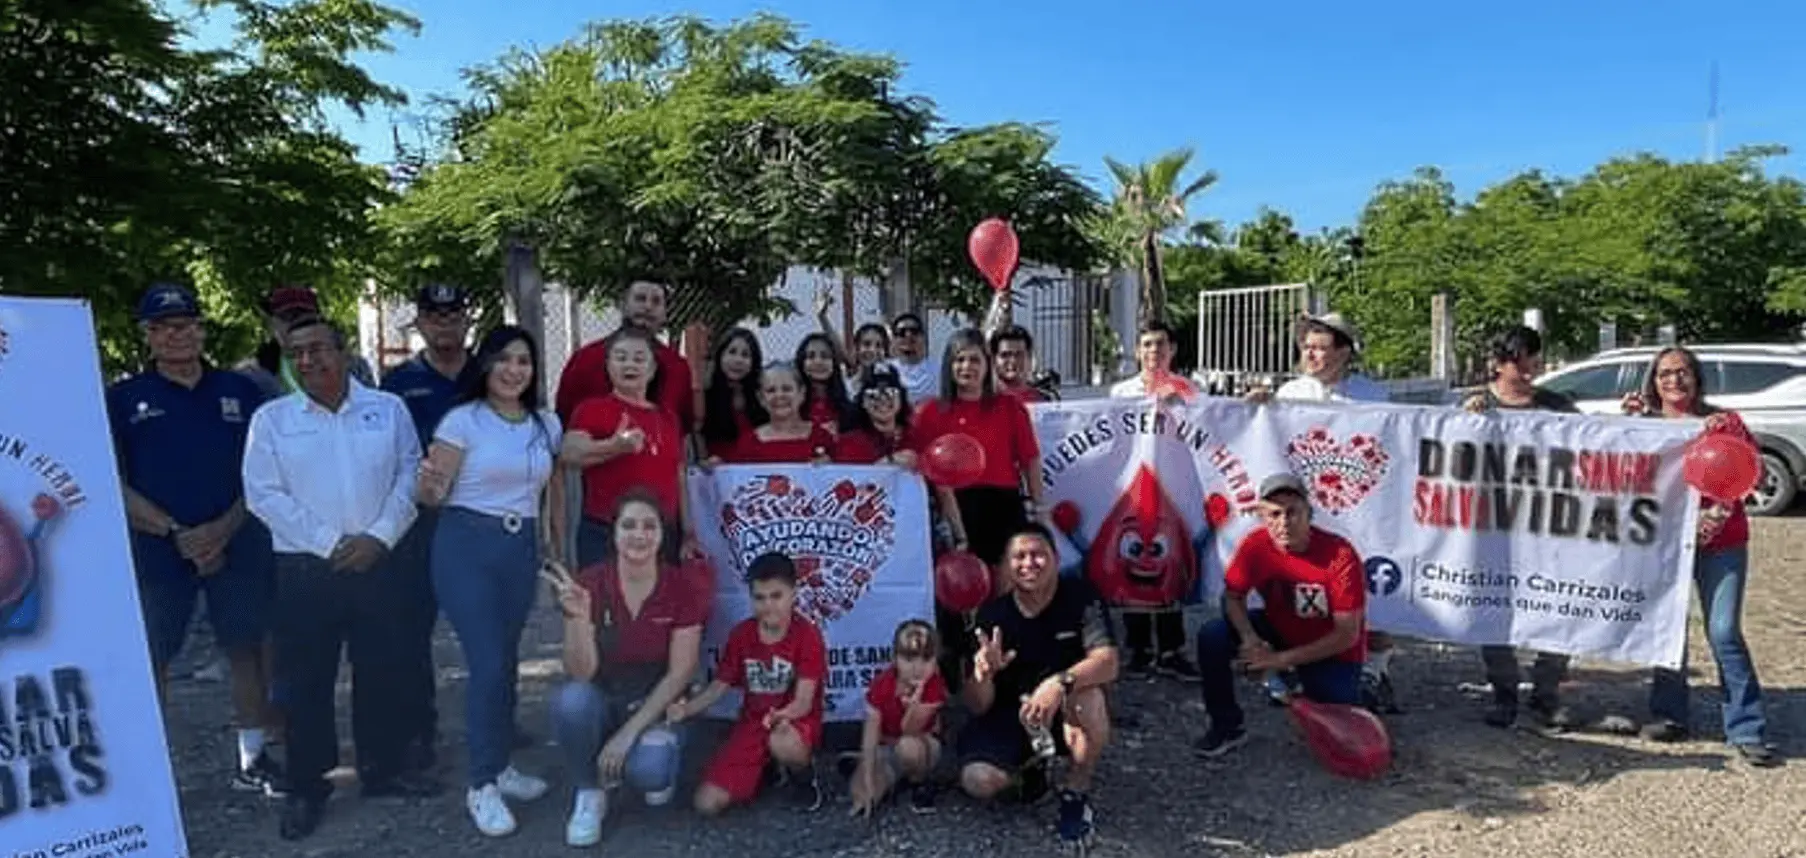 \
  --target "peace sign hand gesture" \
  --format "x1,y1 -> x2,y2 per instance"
538,560 -> 591,621
972,627 -> 1015,685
